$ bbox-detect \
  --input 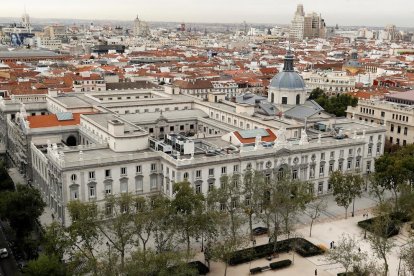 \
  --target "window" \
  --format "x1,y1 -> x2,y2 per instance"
136,165 -> 142,173
196,170 -> 202,179
89,185 -> 96,198
221,166 -> 227,175
282,97 -> 288,105
105,203 -> 113,217
348,149 -> 353,155
121,181 -> 128,193
367,161 -> 371,172
318,182 -> 323,194
376,144 -> 381,154
121,167 -> 127,175
338,161 -> 343,171
70,186 -> 79,200
319,164 -> 324,175
356,159 -> 360,168
208,169 -> 214,177
330,151 -> 335,159
88,171 -> 95,179
105,169 -> 111,178
71,174 -> 77,181
105,183 -> 112,195
404,127 -> 408,135
329,163 -> 334,173
321,153 -> 325,160
347,160 -> 352,170
196,184 -> 201,194
292,169 -> 298,180
208,182 -> 214,192
150,177 -> 157,189
180,125 -> 184,131
397,126 -> 401,134
246,163 -> 252,170
170,126 -> 174,131
233,165 -> 239,173
183,172 -> 189,180
368,146 -> 372,155
135,178 -> 143,192
391,124 -> 394,132
151,163 -> 157,172
340,150 -> 344,158
381,111 -> 385,117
